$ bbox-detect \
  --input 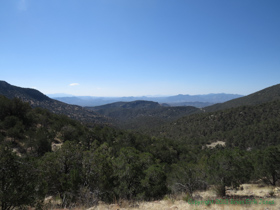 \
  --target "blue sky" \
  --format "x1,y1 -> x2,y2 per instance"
1,0 -> 280,96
